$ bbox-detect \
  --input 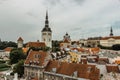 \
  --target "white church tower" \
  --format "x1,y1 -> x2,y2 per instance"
41,11 -> 52,48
